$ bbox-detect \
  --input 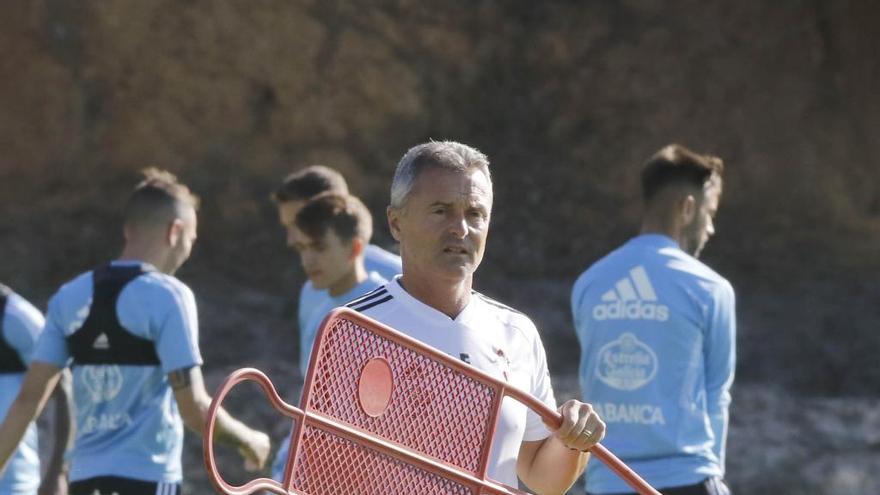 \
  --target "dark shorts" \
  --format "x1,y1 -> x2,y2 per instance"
588,476 -> 731,495
70,476 -> 181,495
